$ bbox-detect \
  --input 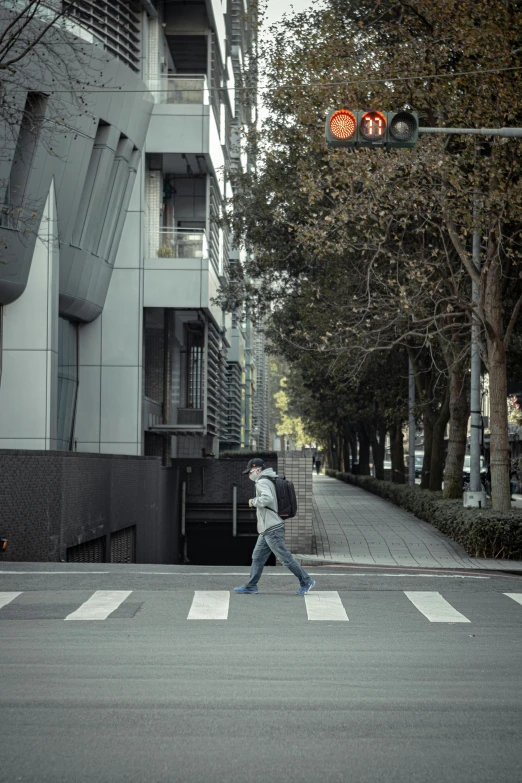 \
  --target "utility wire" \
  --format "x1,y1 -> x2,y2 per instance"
5,63 -> 522,95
